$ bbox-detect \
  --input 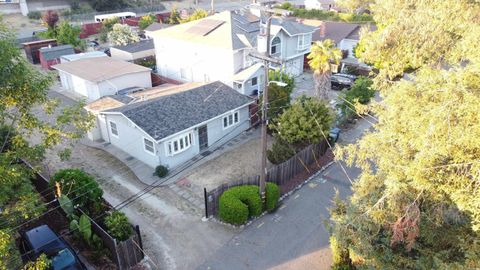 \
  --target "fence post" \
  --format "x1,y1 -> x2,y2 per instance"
113,238 -> 122,270
135,225 -> 144,258
204,188 -> 209,218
